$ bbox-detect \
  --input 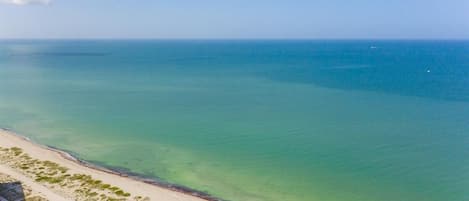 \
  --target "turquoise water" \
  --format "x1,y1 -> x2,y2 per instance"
0,40 -> 468,201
